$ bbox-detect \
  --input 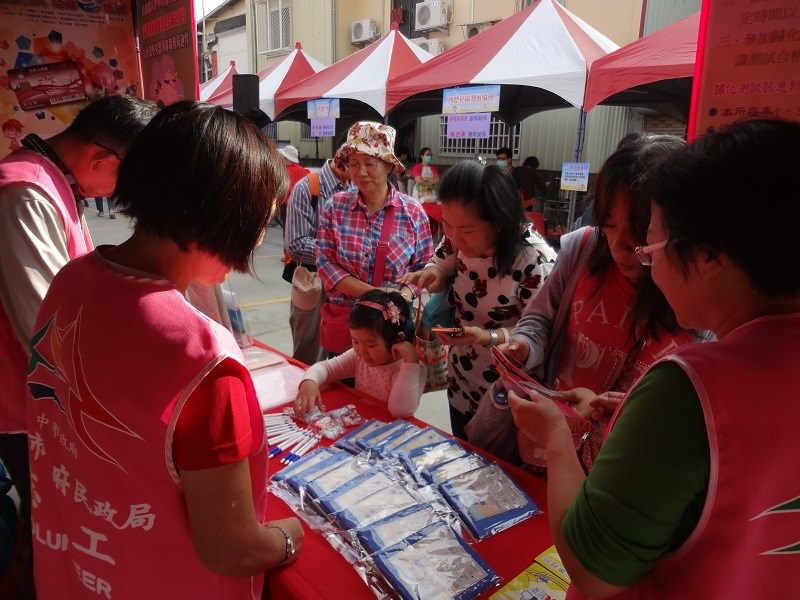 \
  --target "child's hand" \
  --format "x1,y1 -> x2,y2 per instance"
294,380 -> 321,417
391,341 -> 418,363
